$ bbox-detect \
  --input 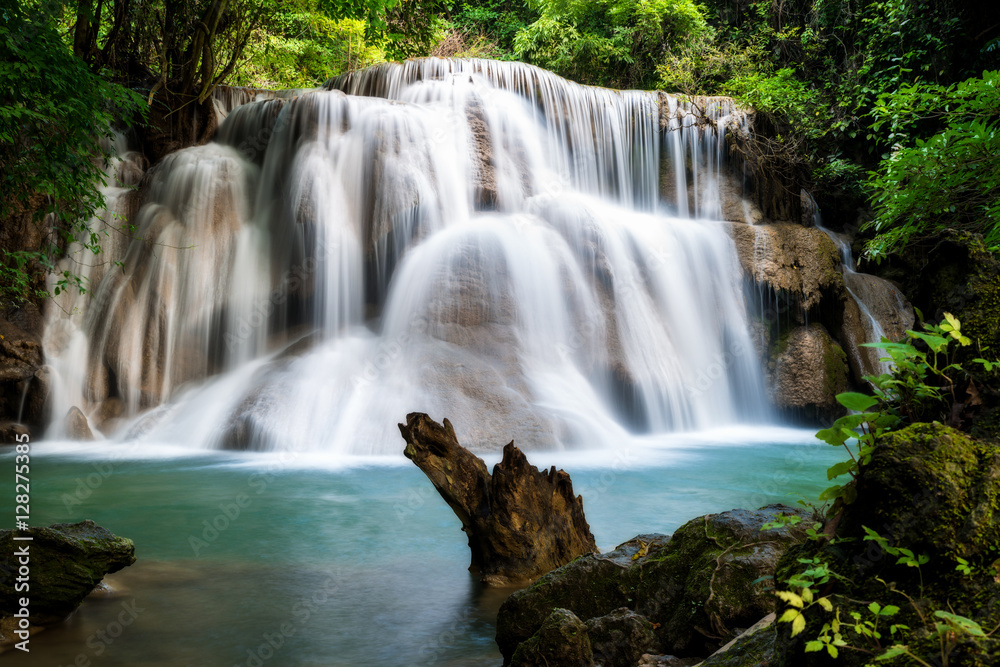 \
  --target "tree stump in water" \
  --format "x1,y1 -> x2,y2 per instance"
399,412 -> 597,585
